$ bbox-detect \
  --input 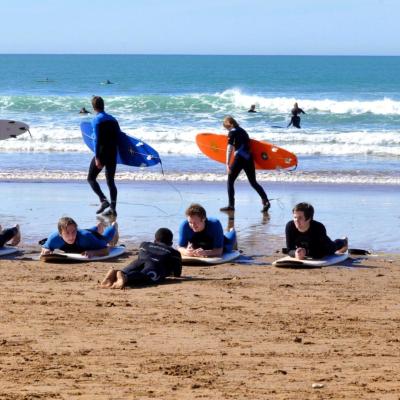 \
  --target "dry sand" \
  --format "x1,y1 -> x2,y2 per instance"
1,248 -> 399,399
